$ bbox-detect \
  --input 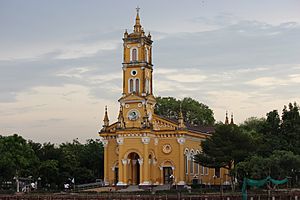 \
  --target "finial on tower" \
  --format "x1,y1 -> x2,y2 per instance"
134,6 -> 142,33
178,103 -> 186,129
225,111 -> 229,125
124,29 -> 128,38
